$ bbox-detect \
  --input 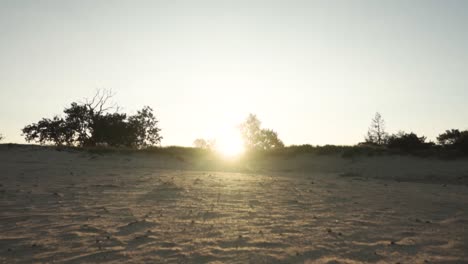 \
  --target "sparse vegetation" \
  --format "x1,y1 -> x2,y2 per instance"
12,101 -> 468,159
